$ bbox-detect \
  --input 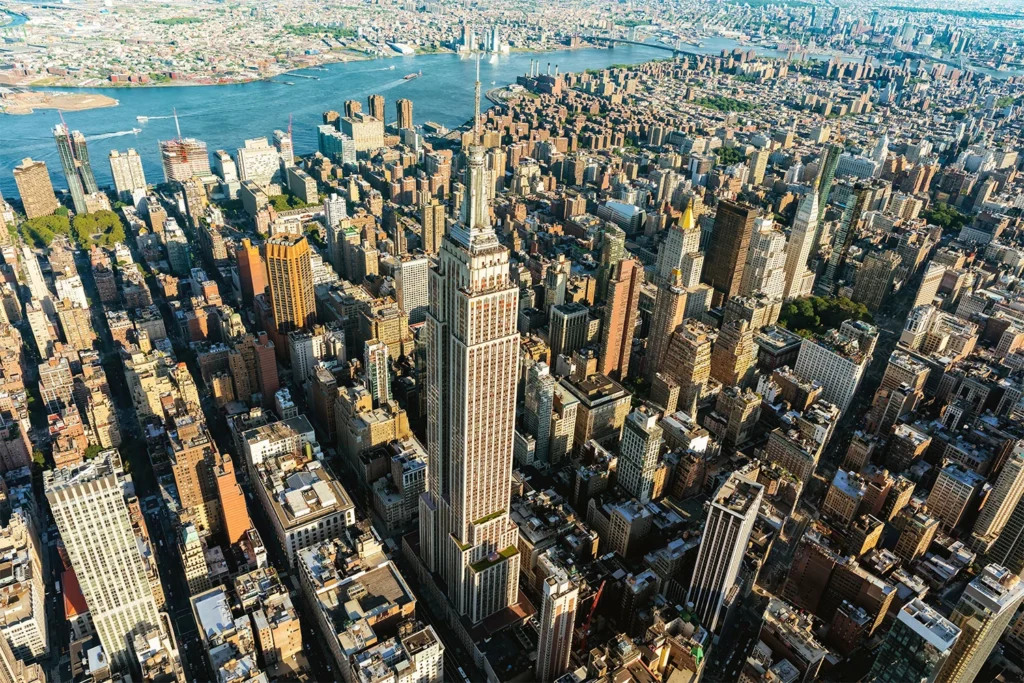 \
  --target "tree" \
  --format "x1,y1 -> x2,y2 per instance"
922,203 -> 968,233
20,214 -> 70,247
778,296 -> 872,337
